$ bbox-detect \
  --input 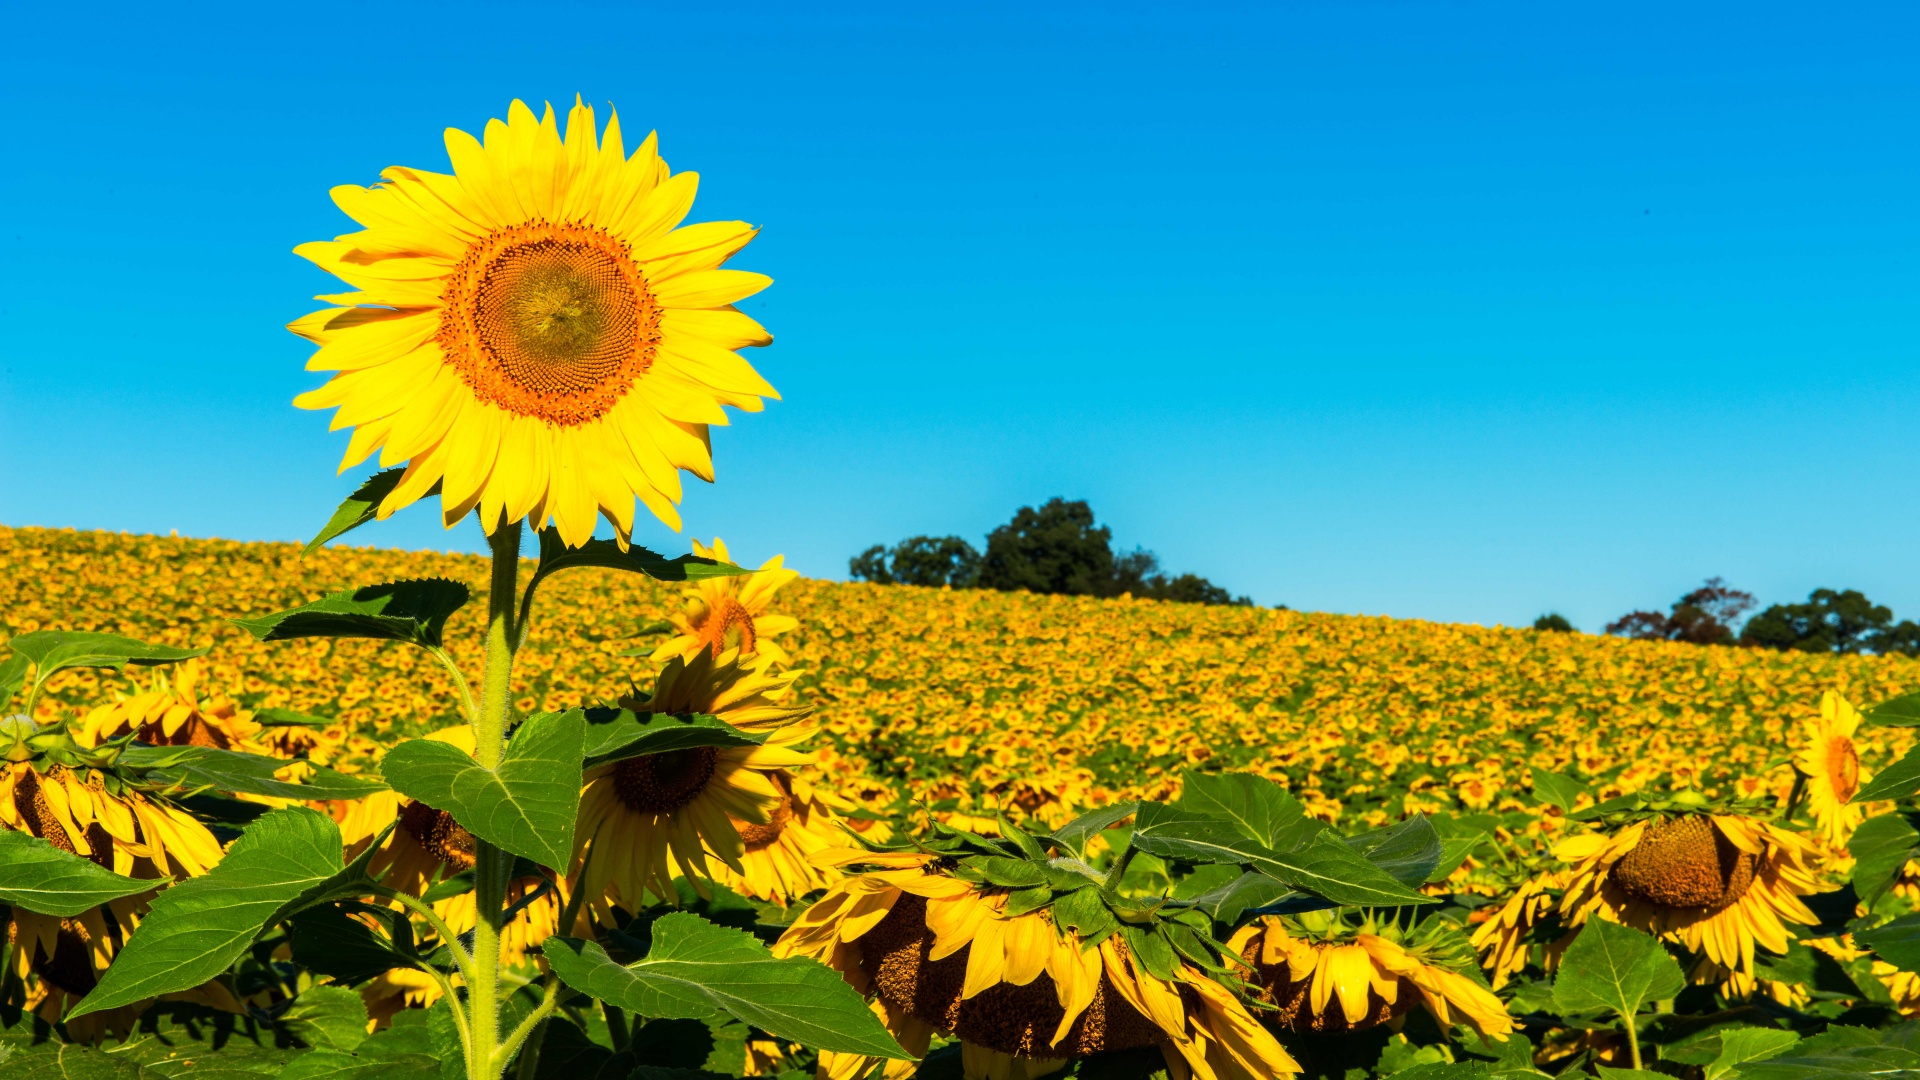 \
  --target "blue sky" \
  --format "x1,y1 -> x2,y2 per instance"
2,2 -> 1915,629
